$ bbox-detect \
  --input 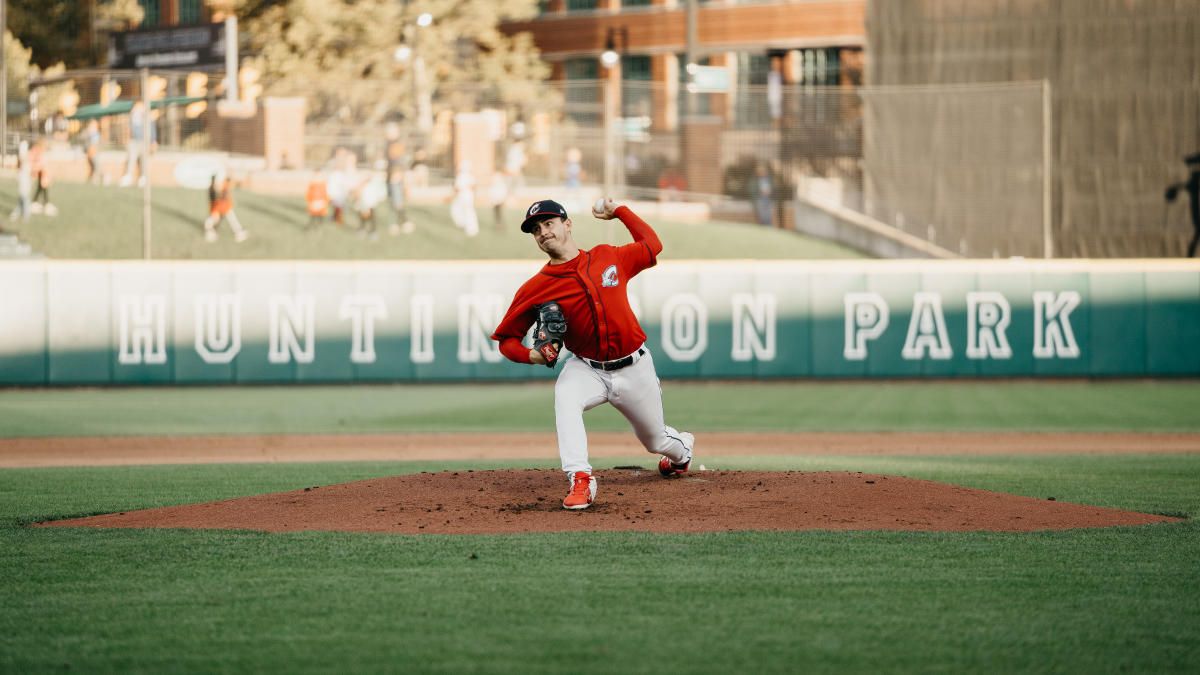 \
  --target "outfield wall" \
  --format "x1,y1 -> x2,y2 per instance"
1,260 -> 1198,385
